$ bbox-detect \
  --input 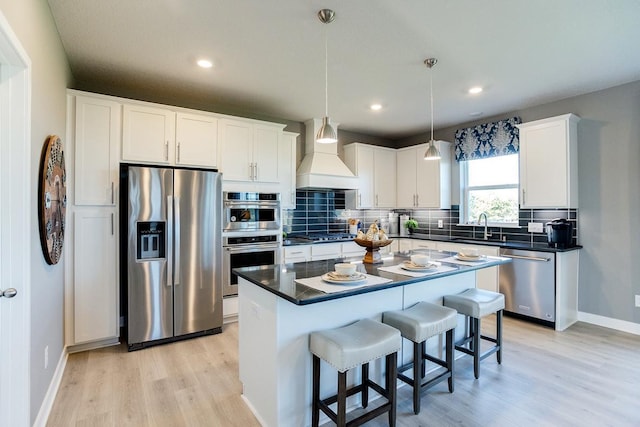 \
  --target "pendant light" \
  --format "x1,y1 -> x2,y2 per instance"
424,58 -> 441,160
316,9 -> 337,144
